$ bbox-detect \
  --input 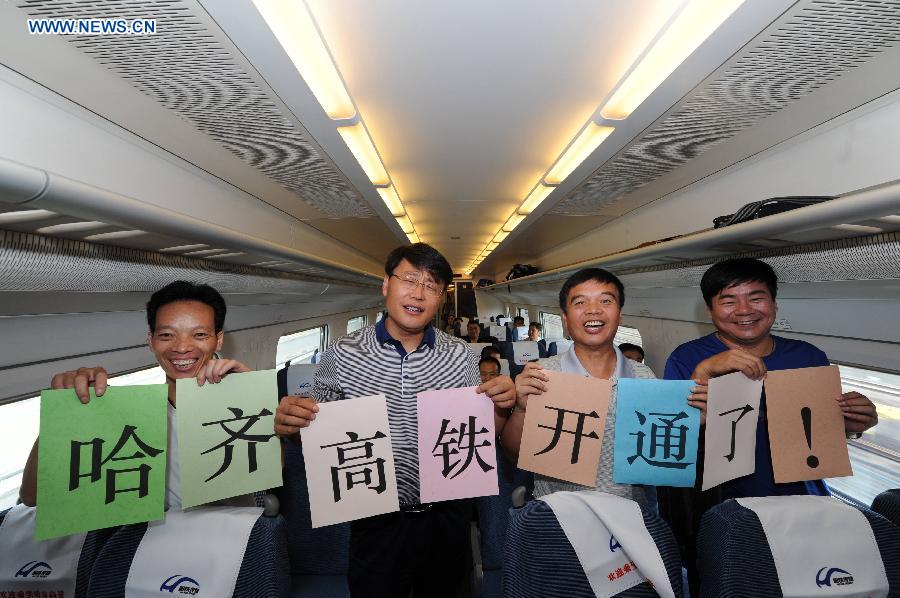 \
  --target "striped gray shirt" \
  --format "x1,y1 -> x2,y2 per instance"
312,323 -> 481,505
